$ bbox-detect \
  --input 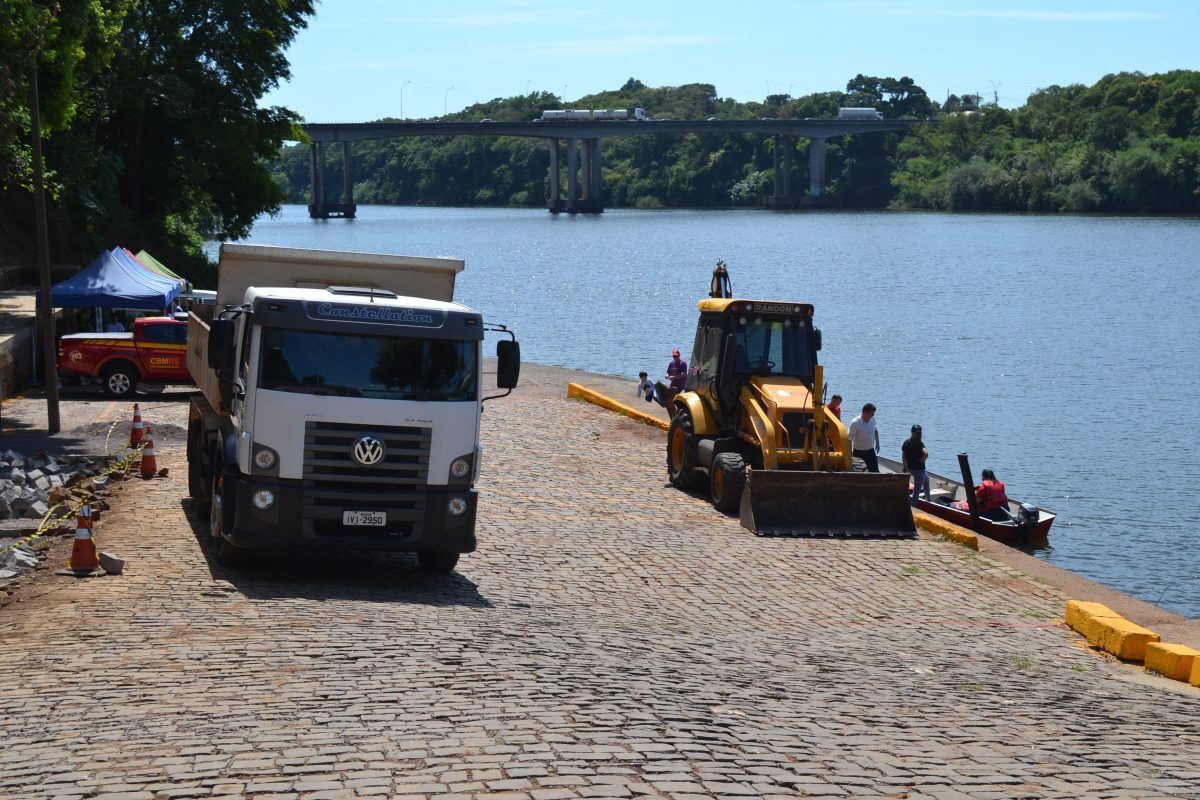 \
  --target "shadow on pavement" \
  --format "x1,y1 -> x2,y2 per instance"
179,498 -> 494,608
